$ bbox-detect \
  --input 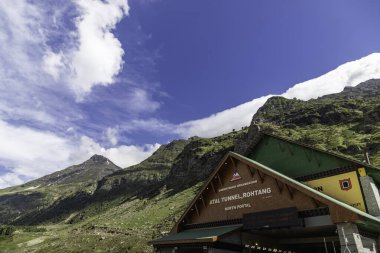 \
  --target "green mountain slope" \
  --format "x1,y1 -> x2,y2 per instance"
96,139 -> 190,196
251,79 -> 380,166
0,155 -> 121,224
0,79 -> 379,253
